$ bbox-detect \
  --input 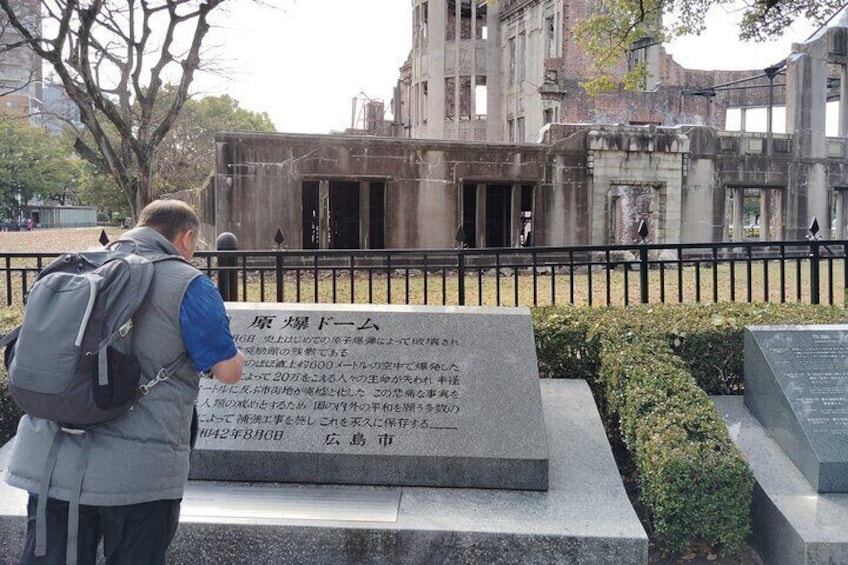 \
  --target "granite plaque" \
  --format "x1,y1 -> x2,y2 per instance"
189,303 -> 549,491
744,325 -> 848,492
